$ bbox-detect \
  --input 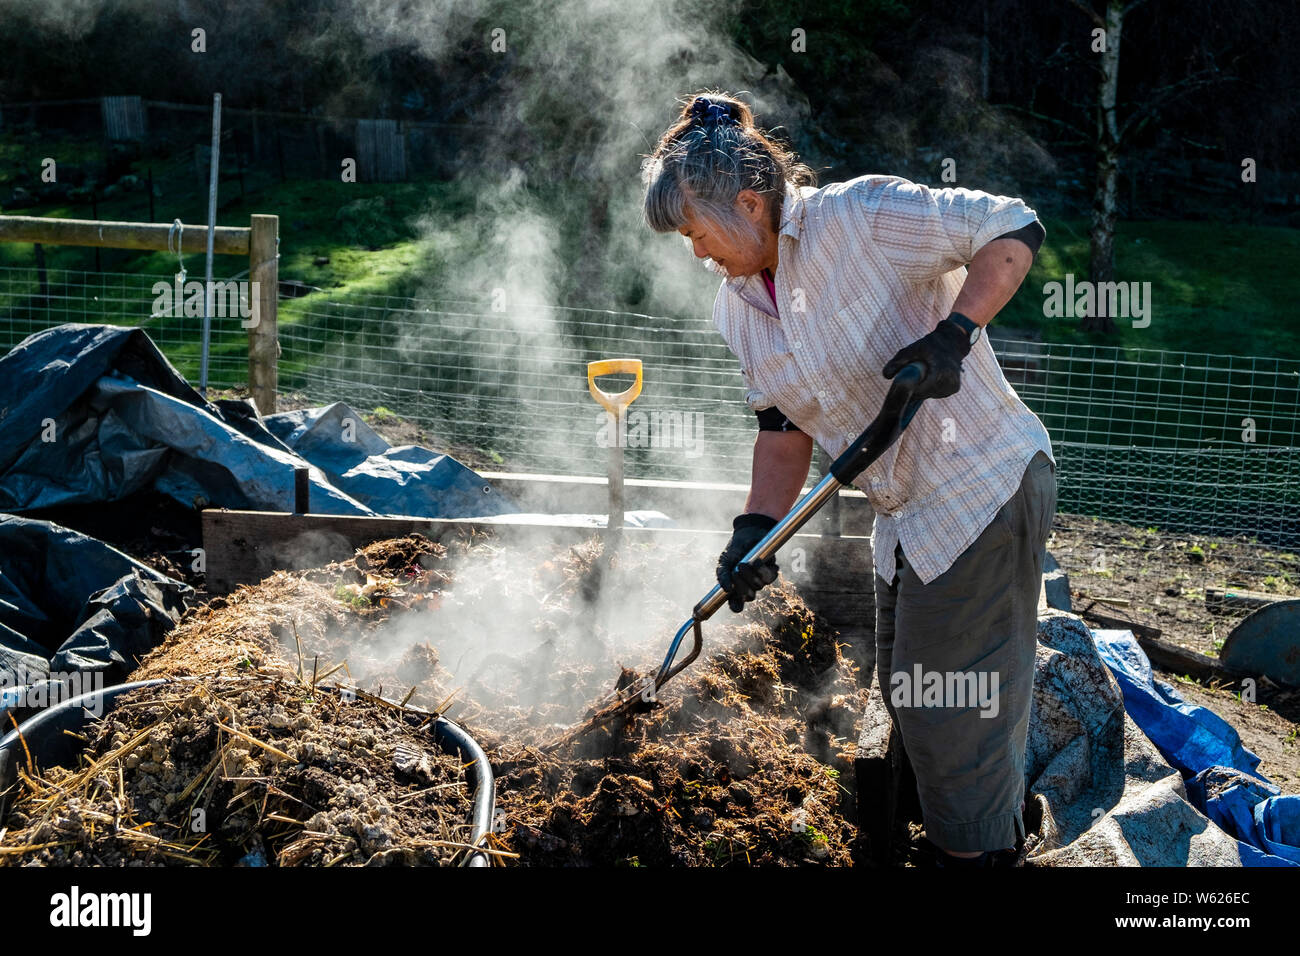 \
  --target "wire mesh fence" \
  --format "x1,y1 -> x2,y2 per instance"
3,267 -> 1299,563
276,290 -> 758,486
1013,344 -> 1300,548
0,266 -> 250,386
